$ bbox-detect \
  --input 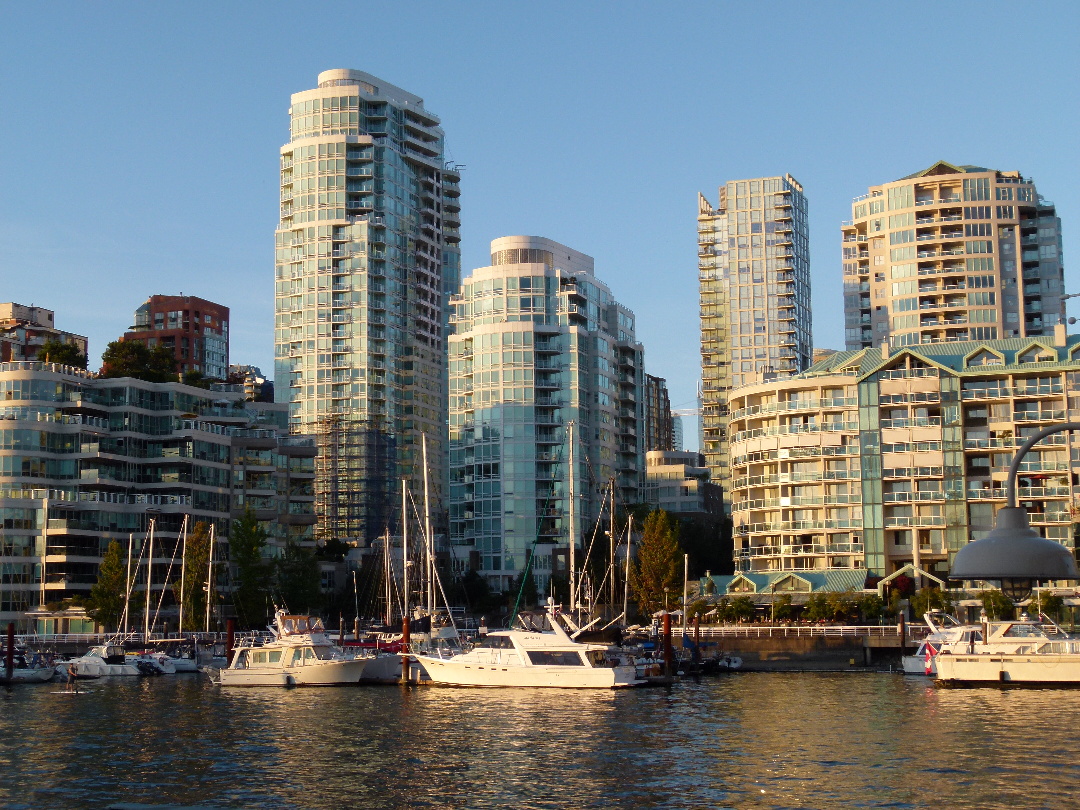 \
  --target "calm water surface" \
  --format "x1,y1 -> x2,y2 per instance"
1,673 -> 1078,809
